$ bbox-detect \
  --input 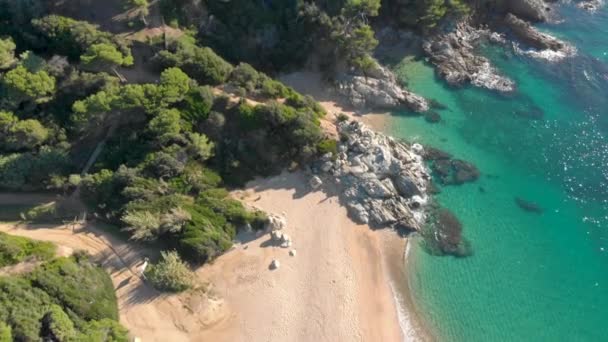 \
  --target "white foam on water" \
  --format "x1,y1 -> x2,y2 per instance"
388,240 -> 423,342
513,42 -> 578,62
